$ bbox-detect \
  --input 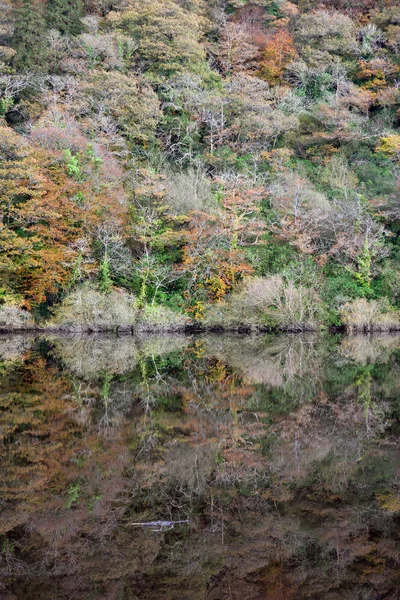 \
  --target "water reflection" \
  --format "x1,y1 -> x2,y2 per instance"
0,333 -> 399,600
